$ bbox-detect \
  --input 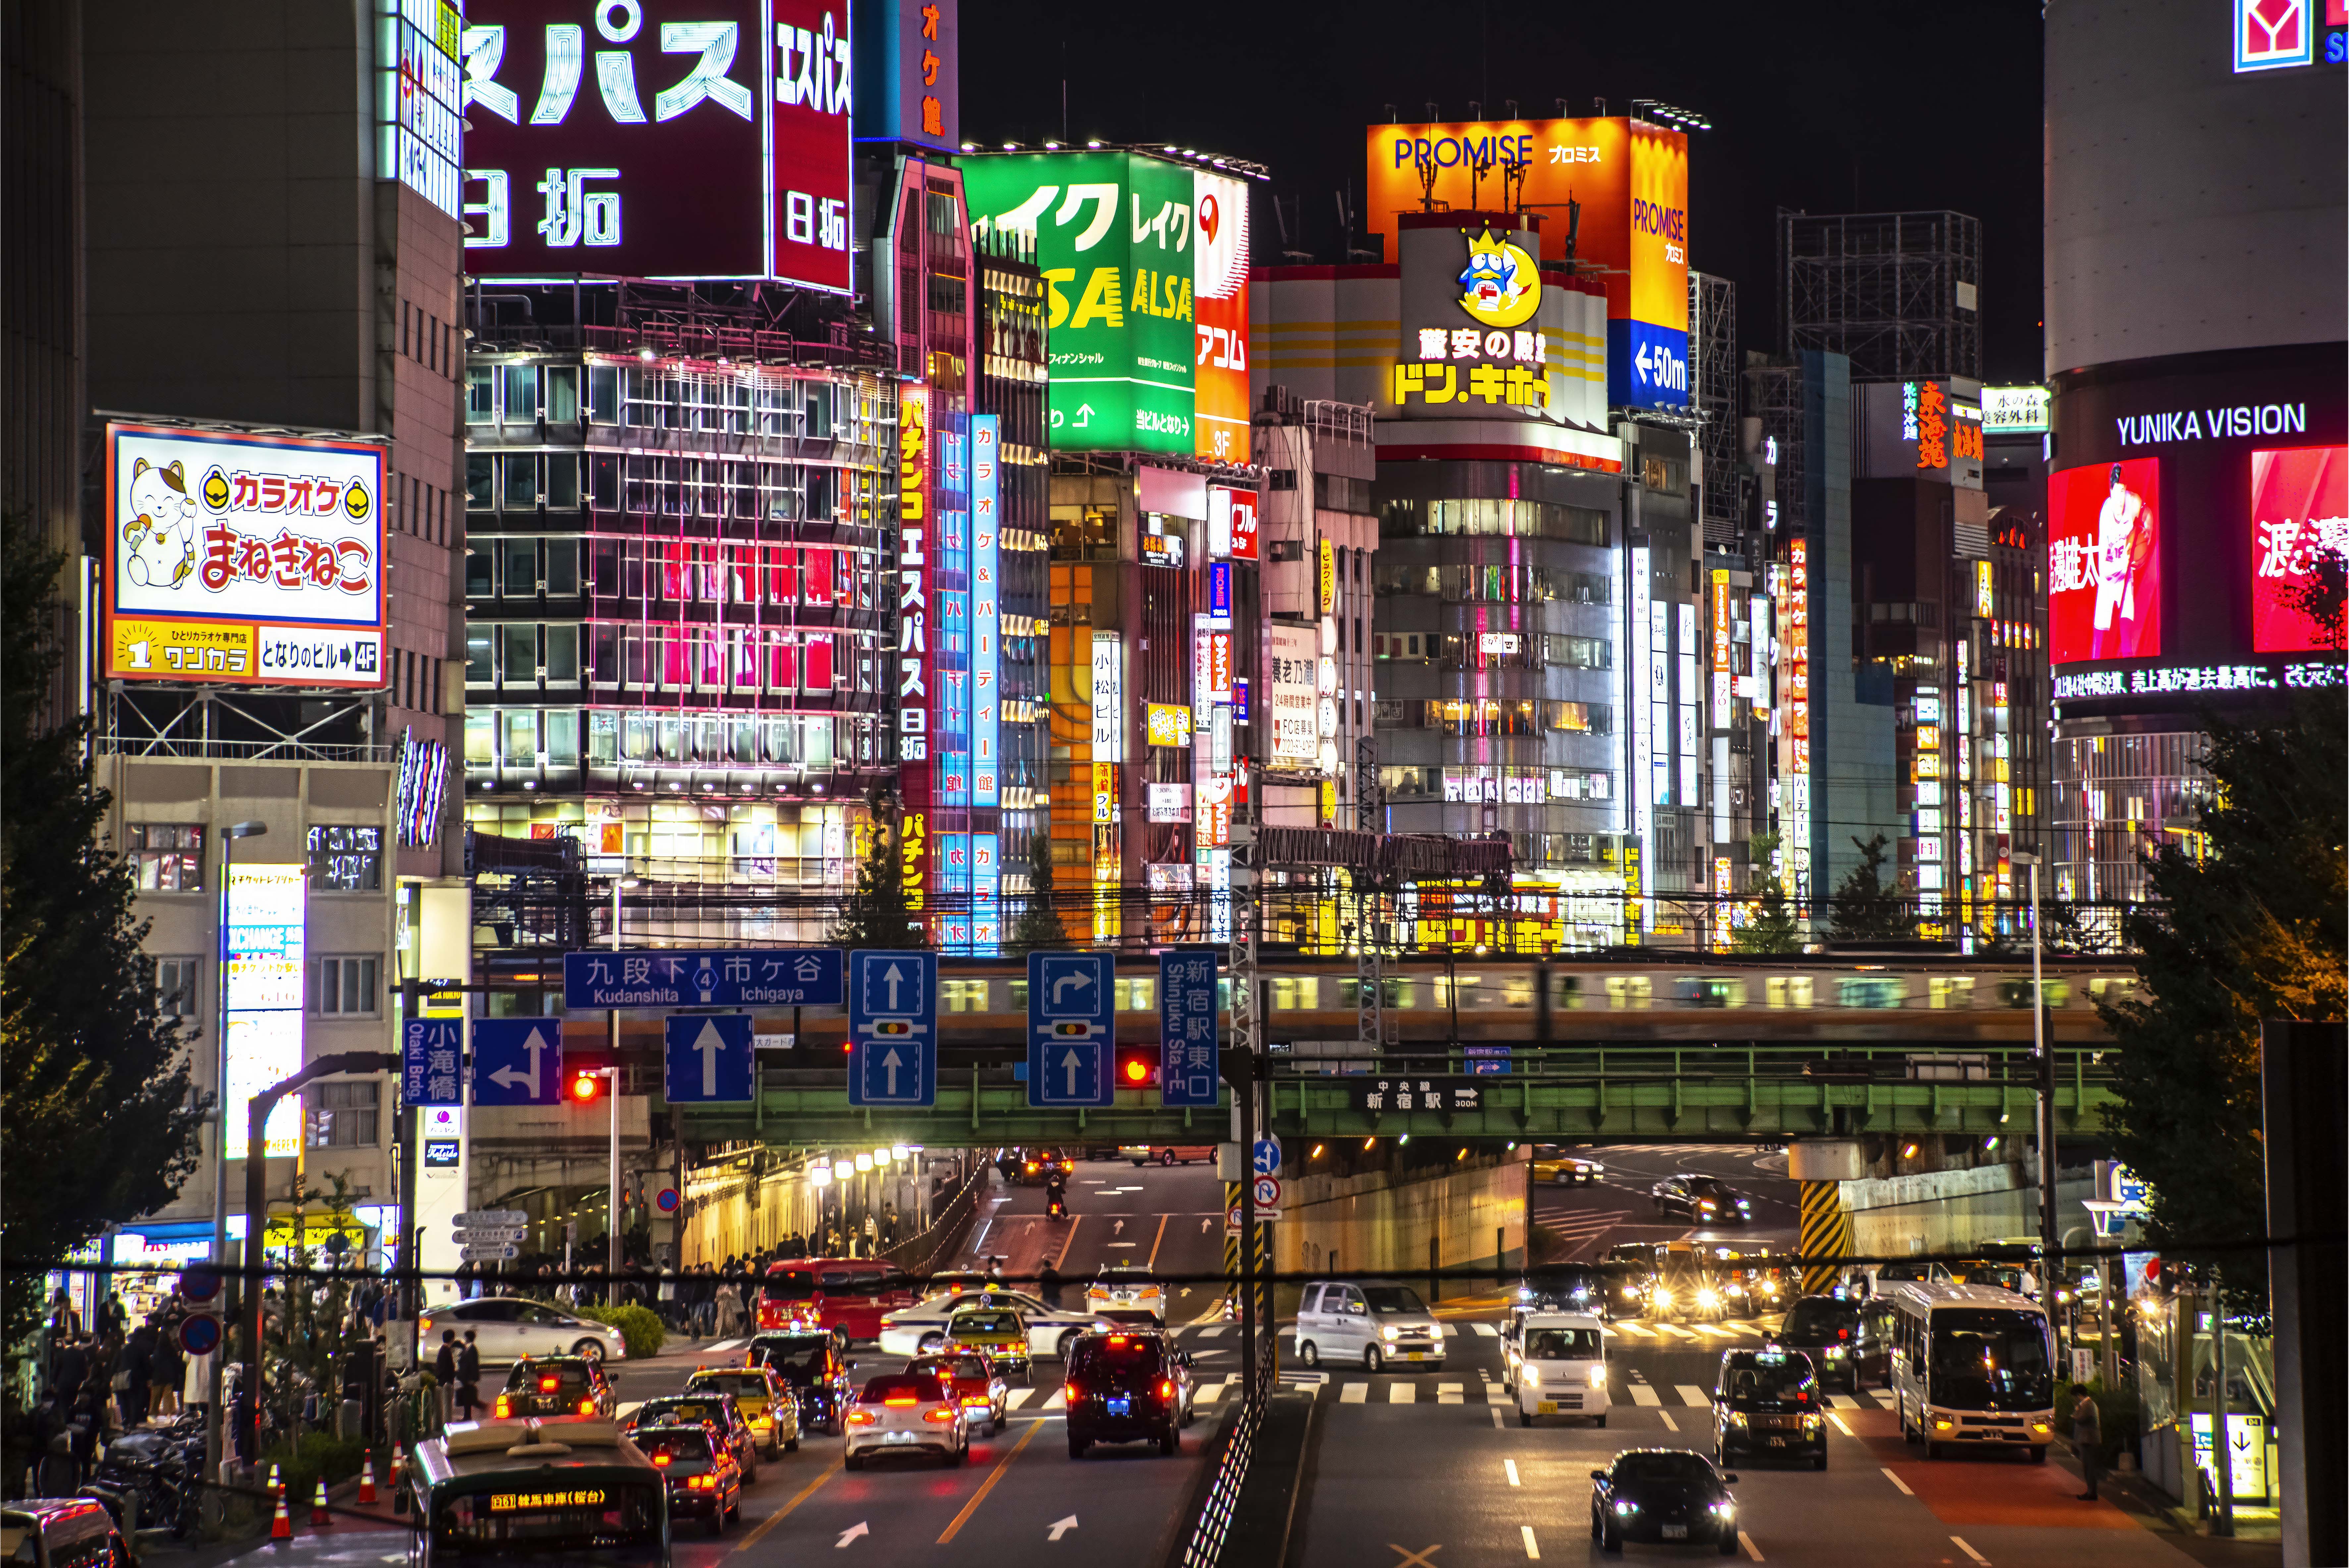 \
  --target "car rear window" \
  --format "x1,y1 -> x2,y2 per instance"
1068,1336 -> 1163,1375
688,1374 -> 770,1400
763,1269 -> 818,1302
636,1428 -> 711,1462
952,1312 -> 1017,1334
507,1362 -> 590,1390
654,1399 -> 726,1425
859,1375 -> 945,1403
1783,1300 -> 1859,1339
